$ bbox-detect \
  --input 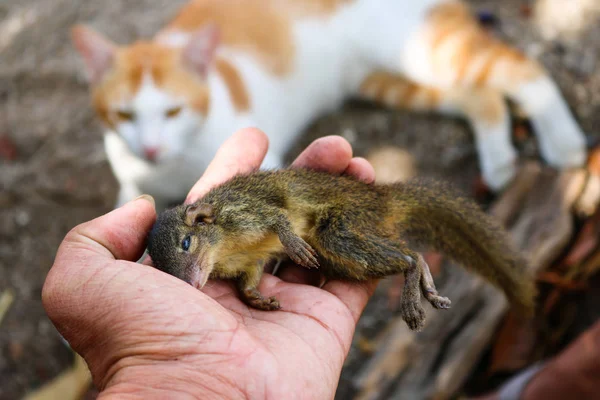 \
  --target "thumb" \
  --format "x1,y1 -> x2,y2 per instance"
64,194 -> 157,262
42,195 -> 157,344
